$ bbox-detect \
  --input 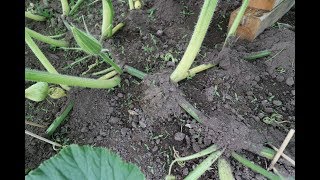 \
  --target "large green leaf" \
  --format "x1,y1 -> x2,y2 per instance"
26,144 -> 145,180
